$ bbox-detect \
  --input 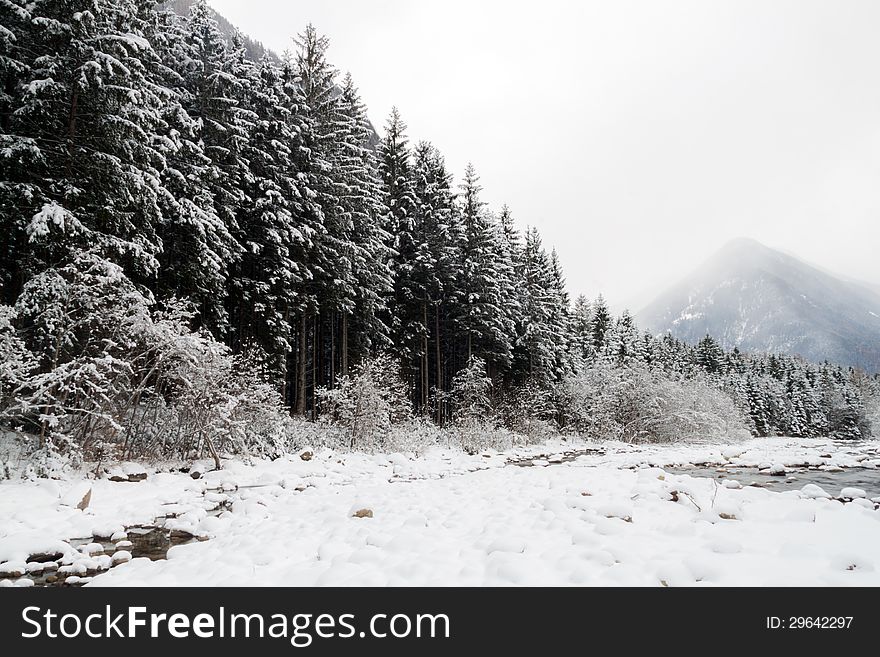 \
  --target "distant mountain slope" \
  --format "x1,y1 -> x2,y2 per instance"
165,0 -> 280,62
636,238 -> 880,371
